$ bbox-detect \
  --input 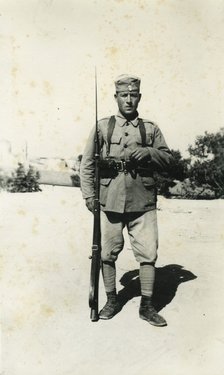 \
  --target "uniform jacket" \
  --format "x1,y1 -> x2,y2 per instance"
80,111 -> 174,213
